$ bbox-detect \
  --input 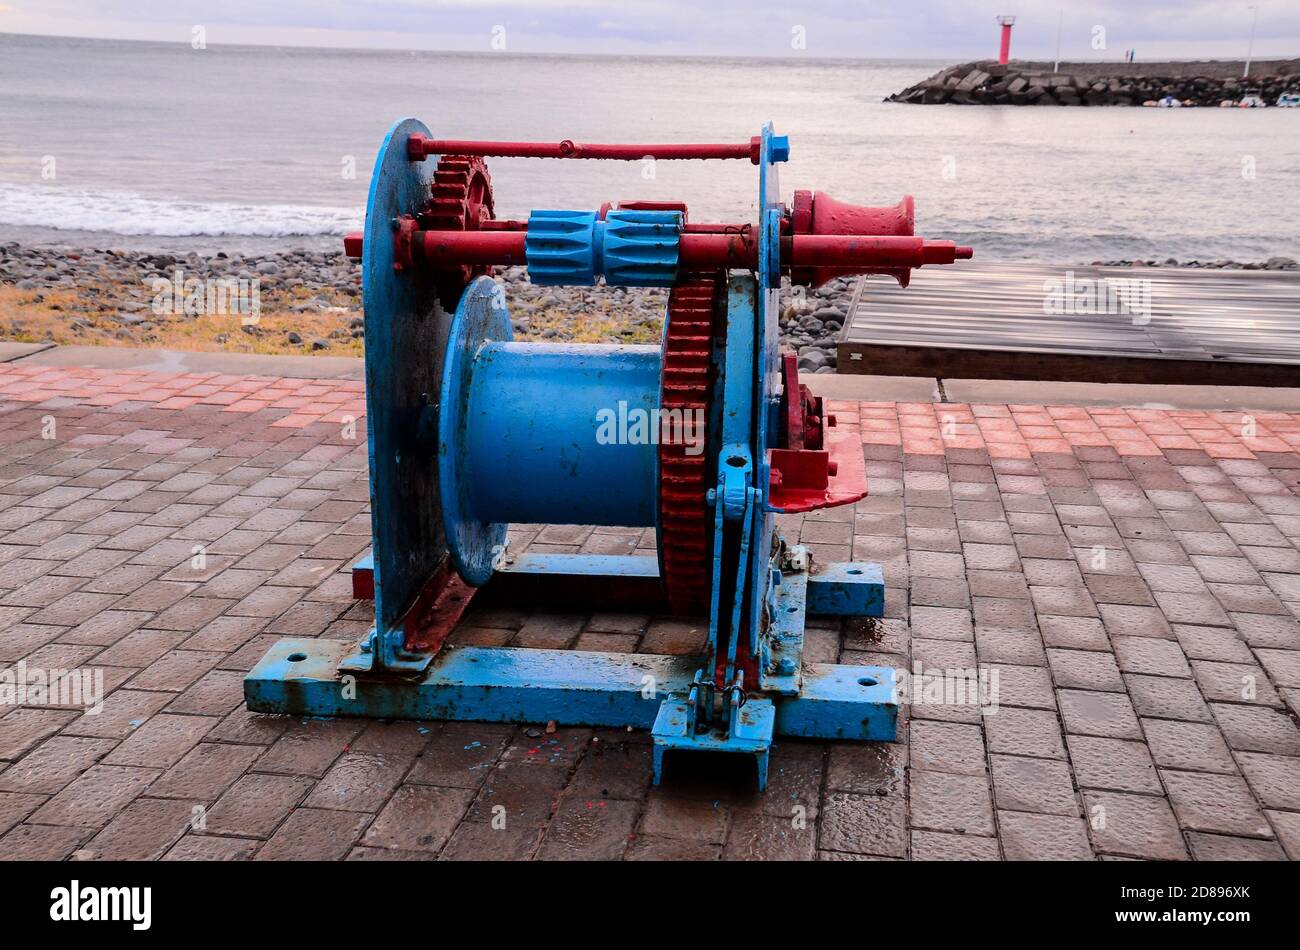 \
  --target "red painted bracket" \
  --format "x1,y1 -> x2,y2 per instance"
768,354 -> 867,513
768,420 -> 868,513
